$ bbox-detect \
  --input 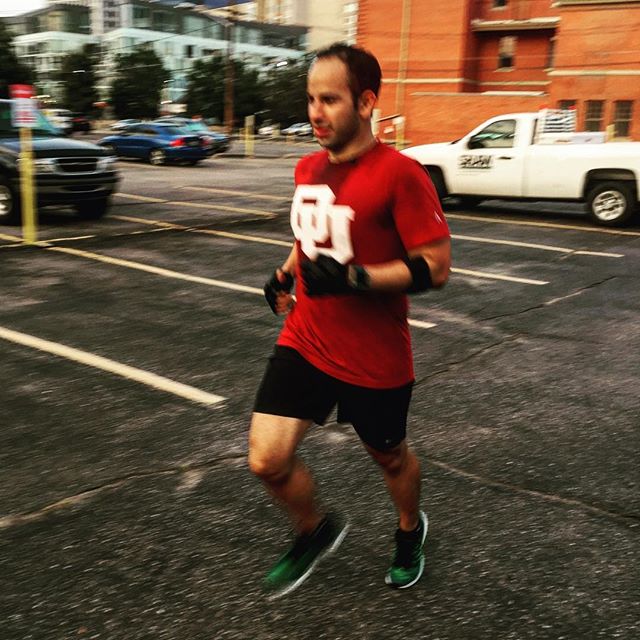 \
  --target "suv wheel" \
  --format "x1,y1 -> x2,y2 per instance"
0,178 -> 20,224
